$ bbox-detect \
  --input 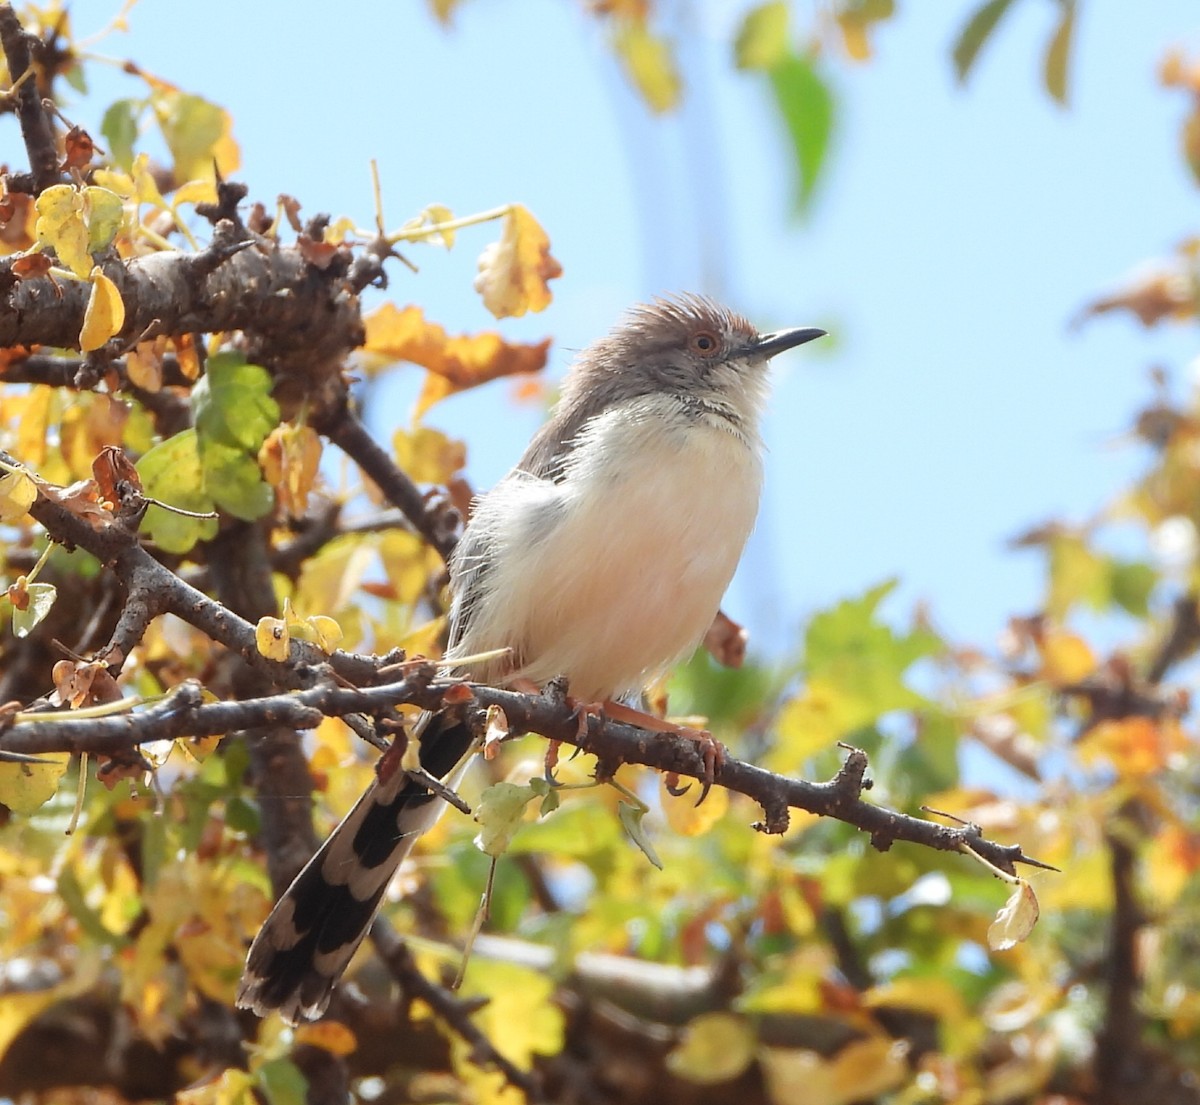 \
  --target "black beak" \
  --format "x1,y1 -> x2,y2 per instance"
753,326 -> 827,358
